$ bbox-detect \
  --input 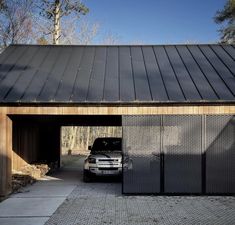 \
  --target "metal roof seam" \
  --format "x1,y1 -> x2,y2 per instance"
163,45 -> 187,101
129,46 -> 137,101
0,46 -> 34,101
53,47 -> 74,101
0,46 -> 16,68
19,47 -> 51,102
221,45 -> 235,61
118,46 -> 121,101
3,47 -> 40,101
151,46 -> 170,101
186,45 -> 220,100
101,46 -> 108,101
199,46 -> 235,96
210,45 -> 235,78
0,46 -> 28,84
85,46 -> 97,101
43,47 -> 73,101
141,46 -> 153,101
69,47 -> 85,101
174,45 -> 203,100
198,45 -> 235,98
35,47 -> 63,101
